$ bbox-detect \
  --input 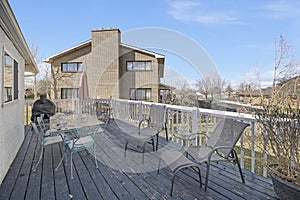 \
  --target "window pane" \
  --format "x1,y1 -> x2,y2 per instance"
61,88 -> 79,99
126,61 -> 152,71
13,60 -> 18,100
127,62 -> 133,71
4,87 -> 12,102
69,63 -> 76,71
130,88 -> 135,99
135,62 -> 144,70
5,54 -> 12,67
136,89 -> 145,100
78,63 -> 82,71
145,61 -> 152,70
3,53 -> 13,103
145,89 -> 151,100
61,62 -> 82,72
62,63 -> 67,71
